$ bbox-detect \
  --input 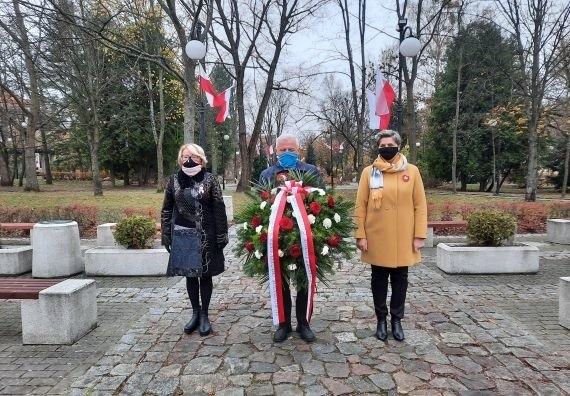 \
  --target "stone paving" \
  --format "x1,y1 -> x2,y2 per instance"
1,231 -> 570,395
